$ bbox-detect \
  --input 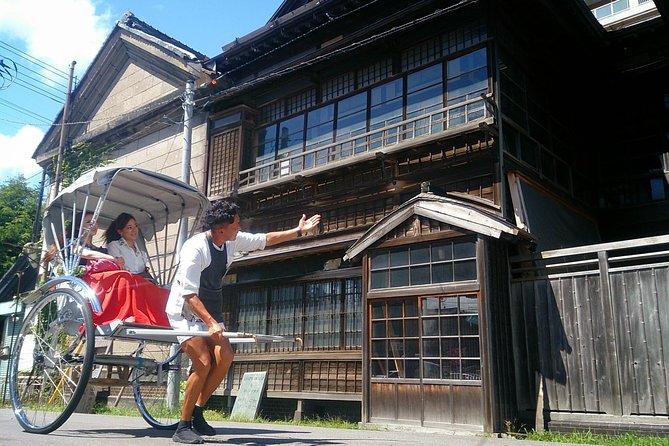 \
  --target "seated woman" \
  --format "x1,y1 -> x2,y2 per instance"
81,212 -> 170,327
104,213 -> 153,279
72,211 -> 125,267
